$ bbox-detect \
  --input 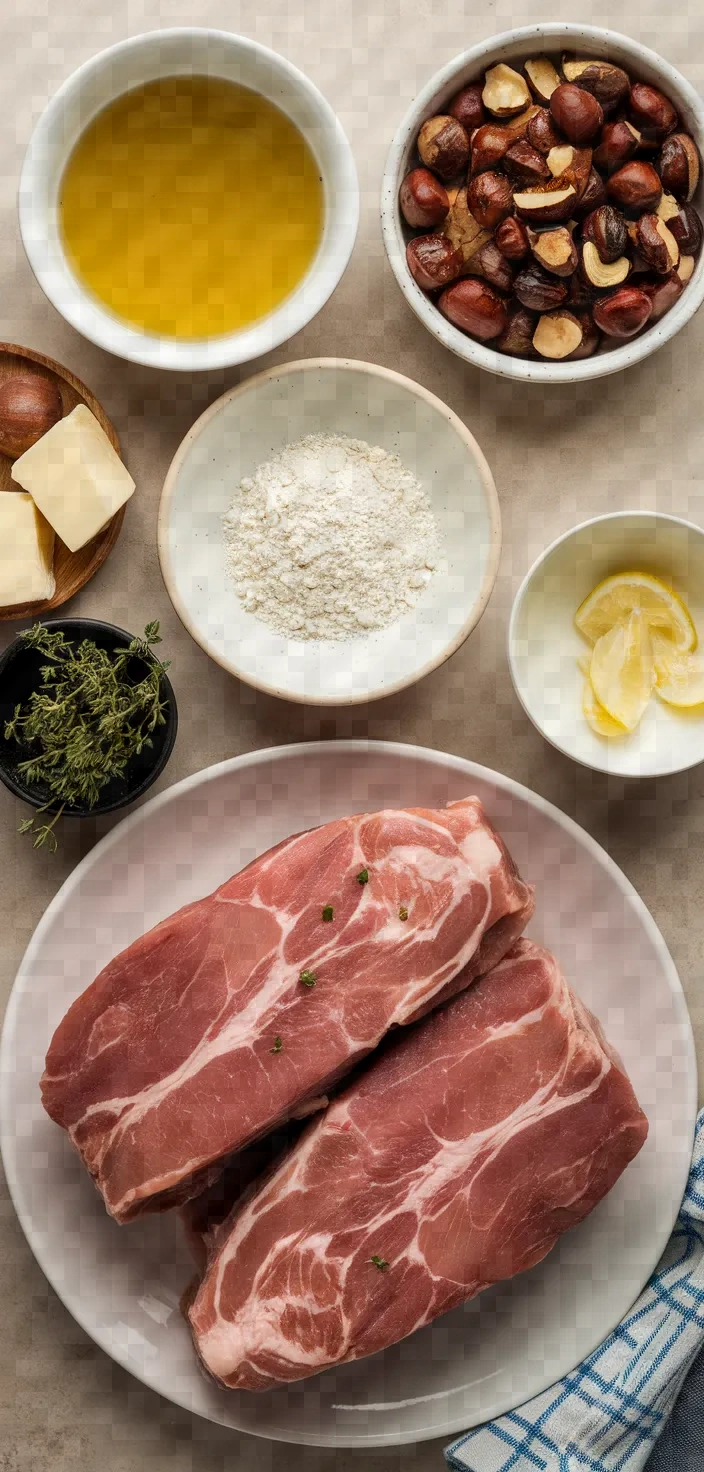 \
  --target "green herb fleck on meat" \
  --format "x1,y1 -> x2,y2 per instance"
370,1254 -> 389,1271
270,1036 -> 283,1054
357,868 -> 369,885
322,904 -> 334,922
299,969 -> 317,989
